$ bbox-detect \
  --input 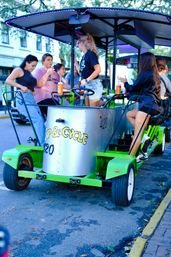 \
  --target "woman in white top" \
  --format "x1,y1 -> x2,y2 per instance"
157,64 -> 171,98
